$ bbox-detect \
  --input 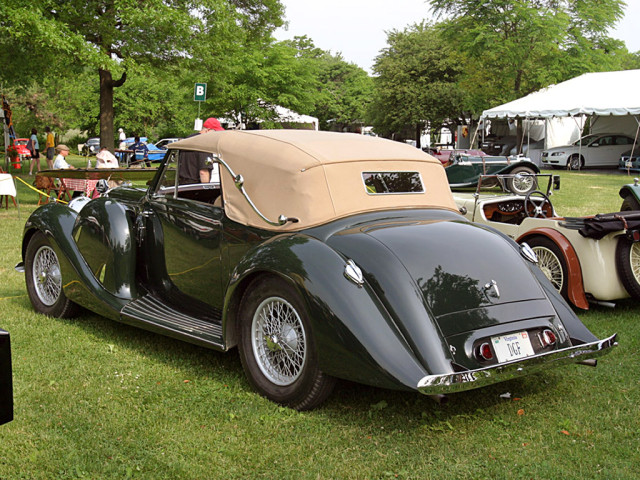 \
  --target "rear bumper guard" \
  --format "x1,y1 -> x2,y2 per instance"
417,334 -> 617,395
